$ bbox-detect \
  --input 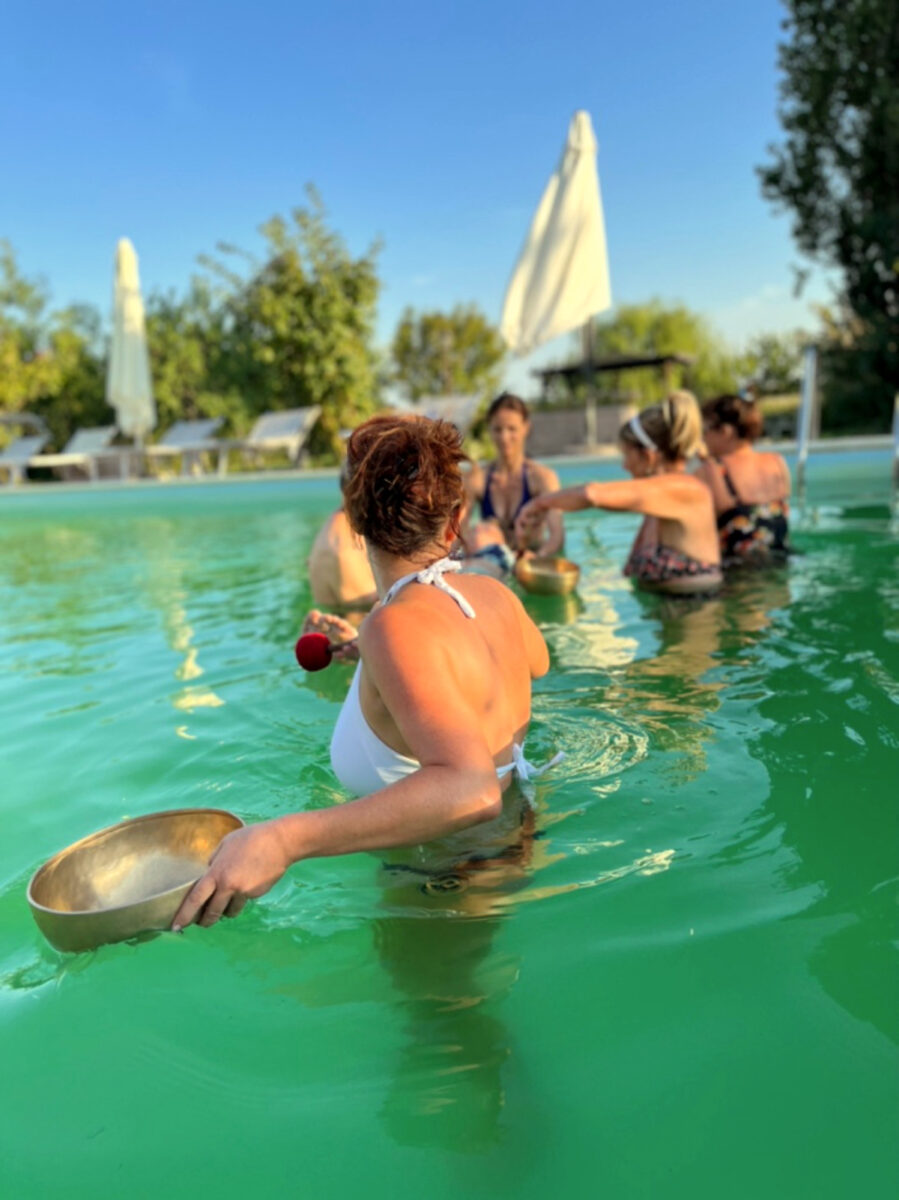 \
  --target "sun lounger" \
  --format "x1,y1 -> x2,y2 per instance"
144,418 -> 224,476
413,395 -> 483,436
215,407 -> 321,475
29,426 -> 129,481
0,434 -> 49,485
